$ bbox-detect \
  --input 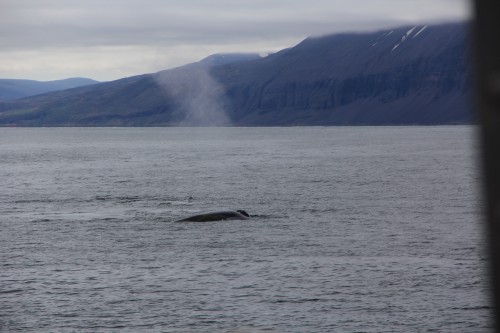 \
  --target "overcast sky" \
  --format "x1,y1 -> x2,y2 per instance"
0,0 -> 470,81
